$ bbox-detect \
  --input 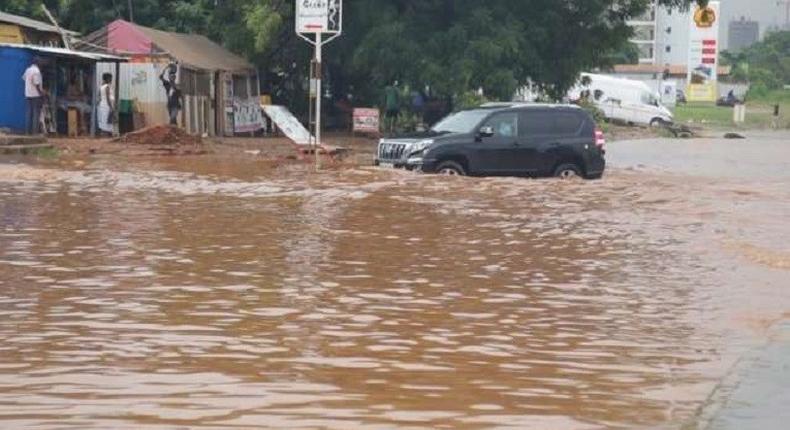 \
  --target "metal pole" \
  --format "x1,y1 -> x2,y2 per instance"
115,61 -> 121,136
128,0 -> 134,22
90,68 -> 97,137
315,32 -> 322,170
